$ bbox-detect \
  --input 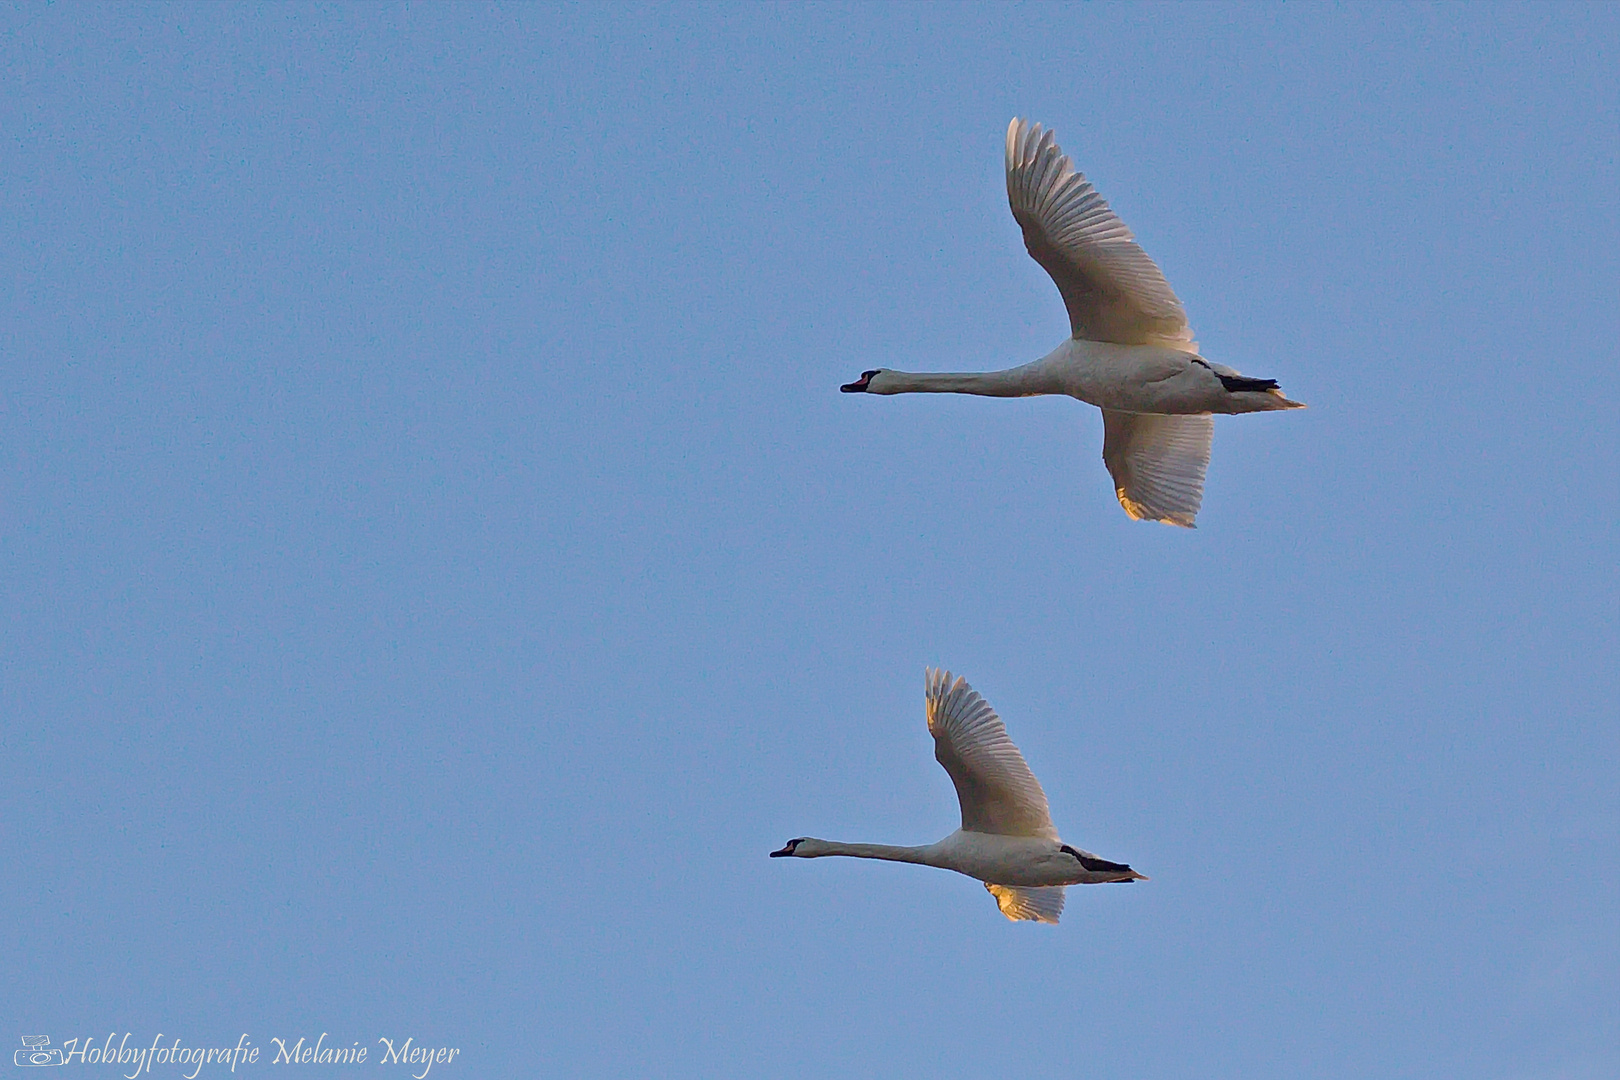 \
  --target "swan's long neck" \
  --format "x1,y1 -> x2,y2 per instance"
796,839 -> 941,866
875,358 -> 1060,397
